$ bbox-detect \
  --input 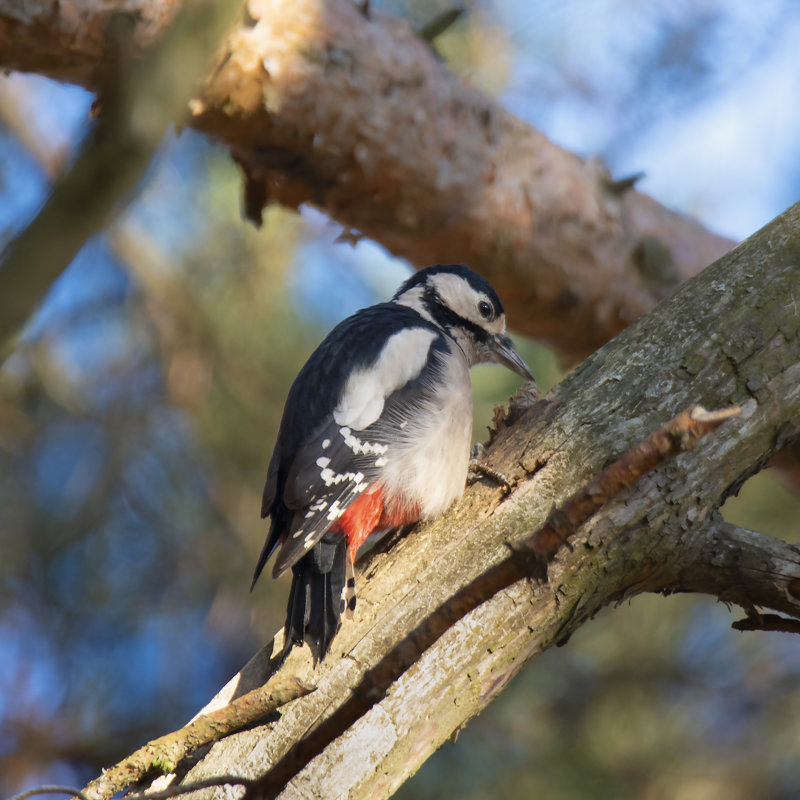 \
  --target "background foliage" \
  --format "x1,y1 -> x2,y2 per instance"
2,1 -> 800,798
